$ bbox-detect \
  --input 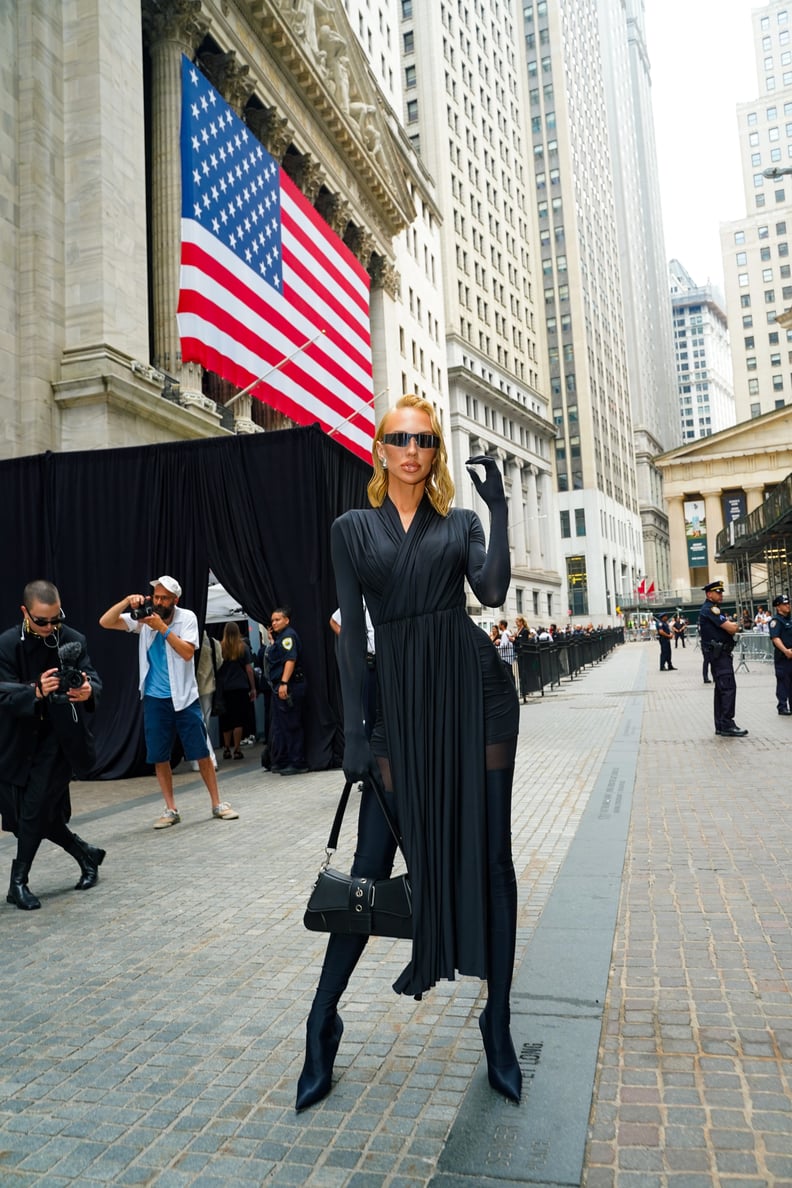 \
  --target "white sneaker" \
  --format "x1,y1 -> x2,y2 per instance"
154,808 -> 180,829
212,802 -> 239,820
